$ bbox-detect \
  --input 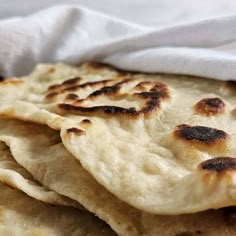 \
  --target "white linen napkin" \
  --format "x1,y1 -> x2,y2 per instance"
0,4 -> 236,81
